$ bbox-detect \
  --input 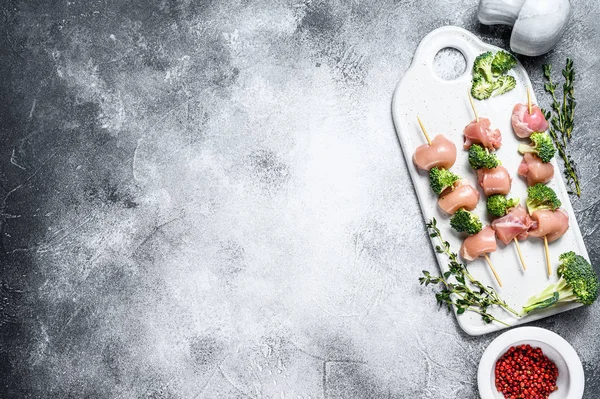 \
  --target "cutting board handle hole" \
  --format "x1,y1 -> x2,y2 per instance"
433,47 -> 467,81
